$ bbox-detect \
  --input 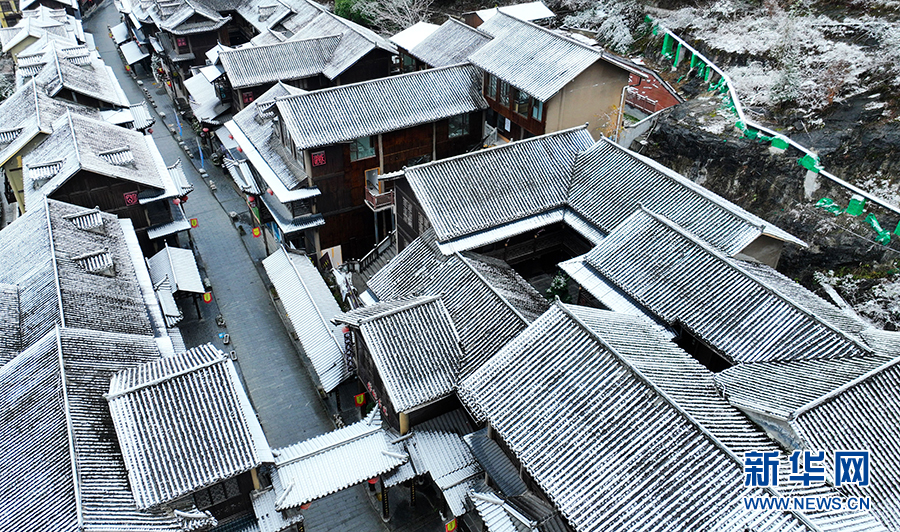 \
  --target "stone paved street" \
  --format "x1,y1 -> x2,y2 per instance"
83,4 -> 398,530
